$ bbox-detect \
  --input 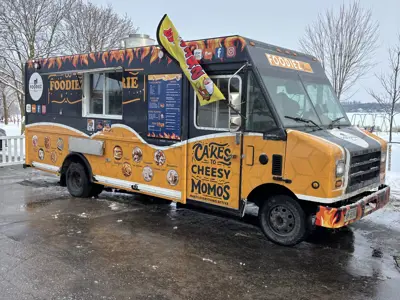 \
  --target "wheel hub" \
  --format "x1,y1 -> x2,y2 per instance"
269,205 -> 295,234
